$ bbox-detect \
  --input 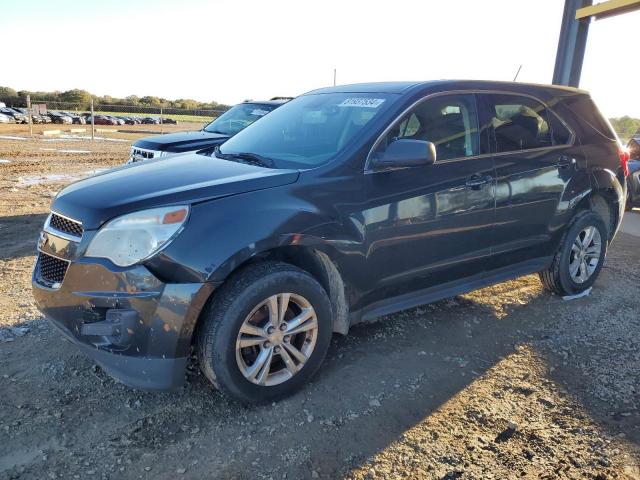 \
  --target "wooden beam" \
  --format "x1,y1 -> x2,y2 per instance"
576,0 -> 640,19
